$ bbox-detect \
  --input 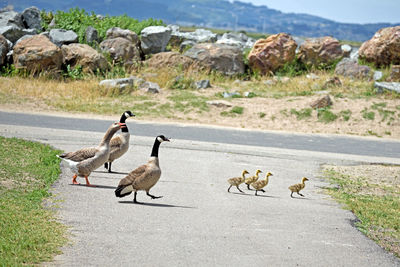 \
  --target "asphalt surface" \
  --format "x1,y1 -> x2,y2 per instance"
1,111 -> 400,158
0,112 -> 399,266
